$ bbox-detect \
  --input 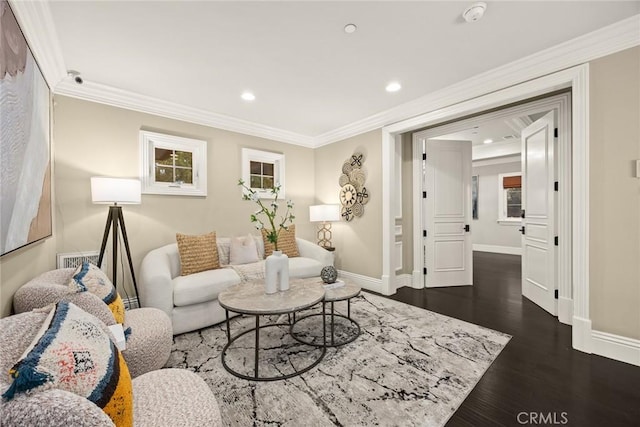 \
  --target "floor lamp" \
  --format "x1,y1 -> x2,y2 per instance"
310,204 -> 341,250
91,177 -> 141,308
